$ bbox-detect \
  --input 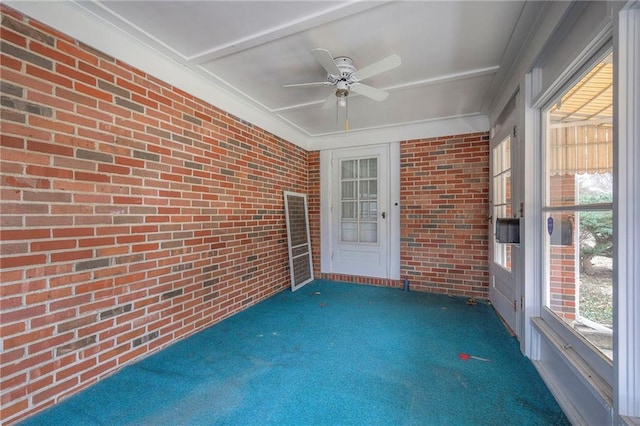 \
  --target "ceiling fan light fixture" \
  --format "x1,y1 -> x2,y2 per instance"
336,88 -> 348,108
